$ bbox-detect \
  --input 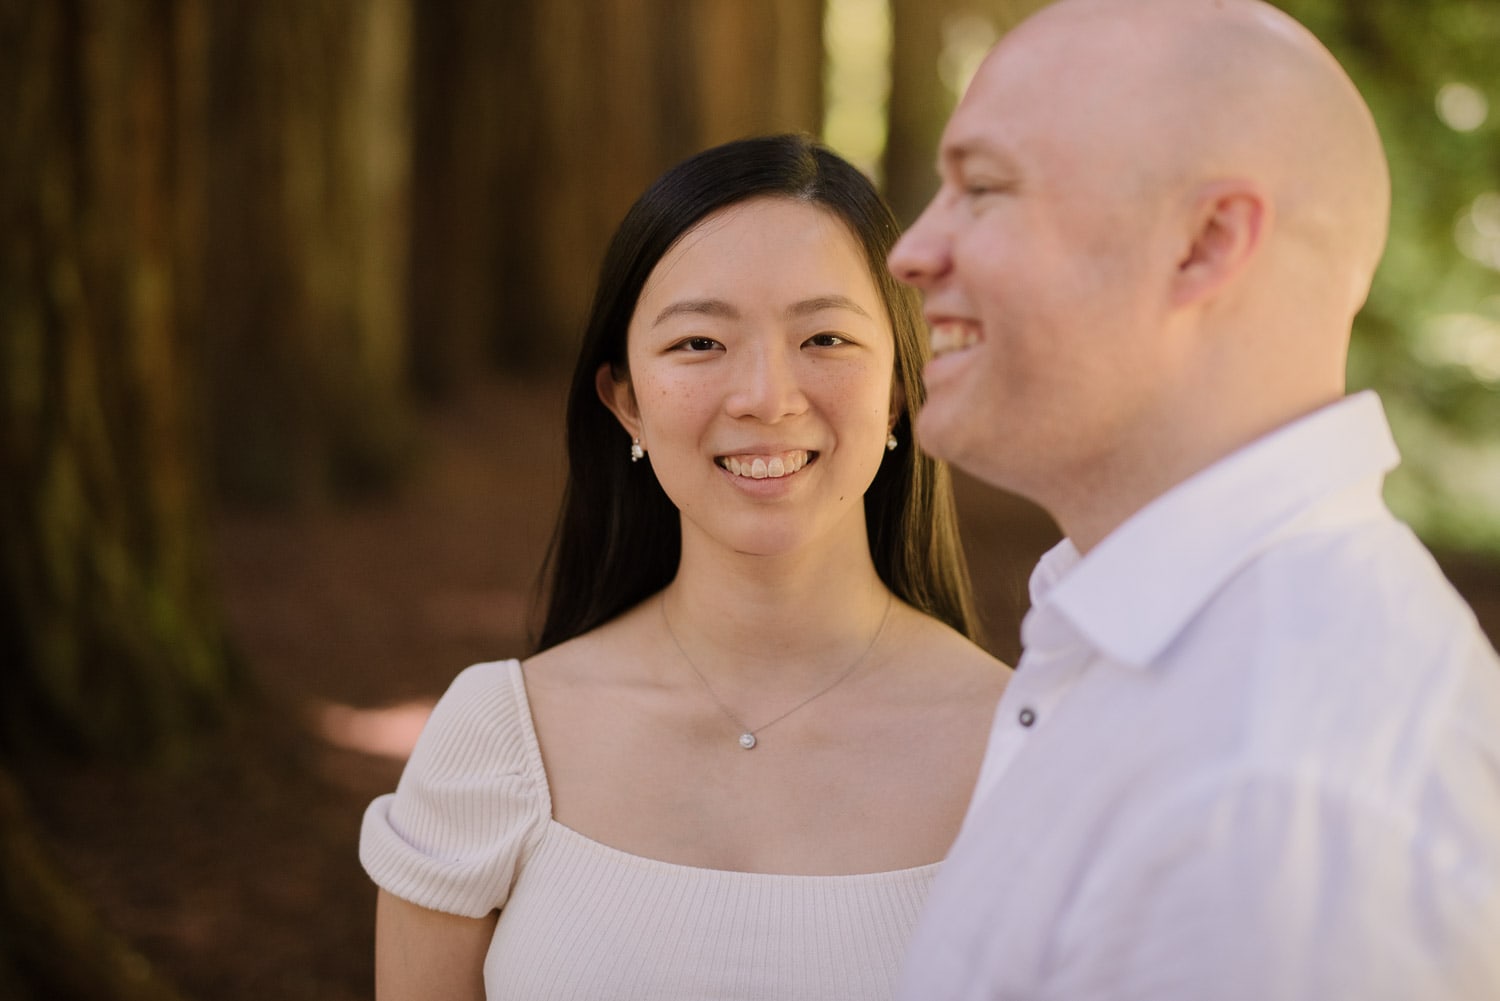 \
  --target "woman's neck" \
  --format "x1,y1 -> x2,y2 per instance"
660,525 -> 892,692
